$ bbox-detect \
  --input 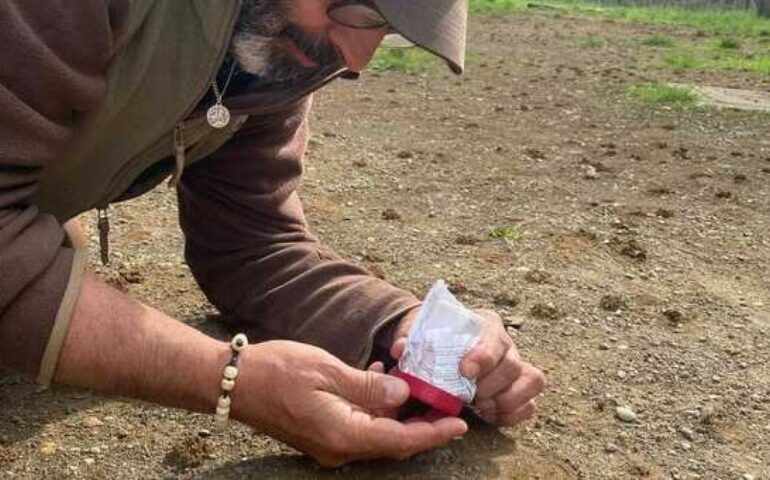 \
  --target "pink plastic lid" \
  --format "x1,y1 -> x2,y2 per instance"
392,369 -> 464,417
